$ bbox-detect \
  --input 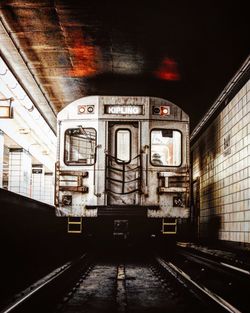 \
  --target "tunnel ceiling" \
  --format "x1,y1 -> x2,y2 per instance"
0,0 -> 249,130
